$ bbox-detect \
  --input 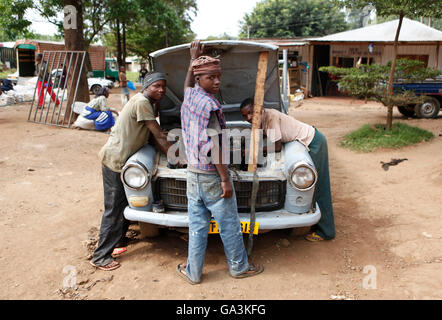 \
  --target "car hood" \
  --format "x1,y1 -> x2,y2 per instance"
149,40 -> 282,128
